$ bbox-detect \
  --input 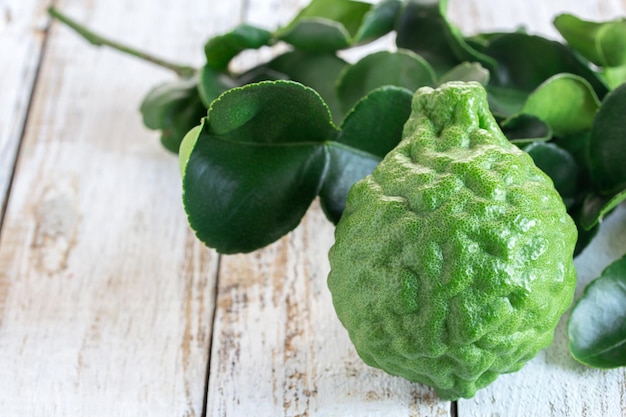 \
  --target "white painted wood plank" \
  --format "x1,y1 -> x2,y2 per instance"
0,0 -> 242,415
450,1 -> 626,416
0,0 -> 49,220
